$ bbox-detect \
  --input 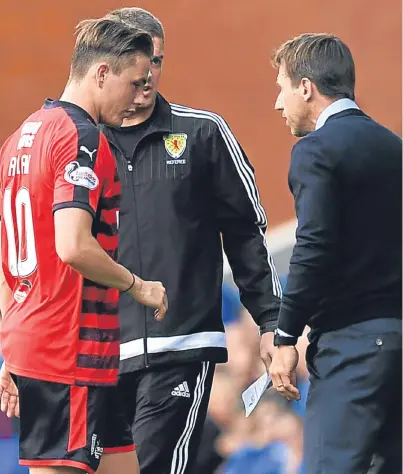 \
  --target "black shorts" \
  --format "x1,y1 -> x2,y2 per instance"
12,374 -> 134,474
104,361 -> 215,474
